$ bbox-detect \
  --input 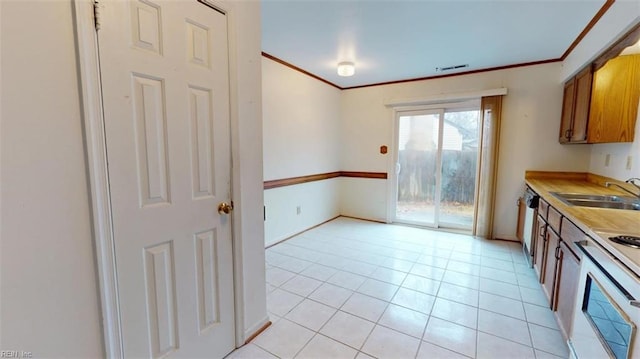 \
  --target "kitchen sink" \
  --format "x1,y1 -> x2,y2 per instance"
551,192 -> 640,211
553,193 -> 625,201
565,199 -> 640,210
